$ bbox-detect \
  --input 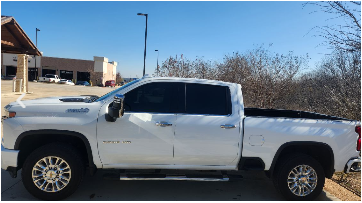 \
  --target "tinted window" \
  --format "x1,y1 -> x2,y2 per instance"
45,74 -> 55,78
185,83 -> 231,115
124,82 -> 177,113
